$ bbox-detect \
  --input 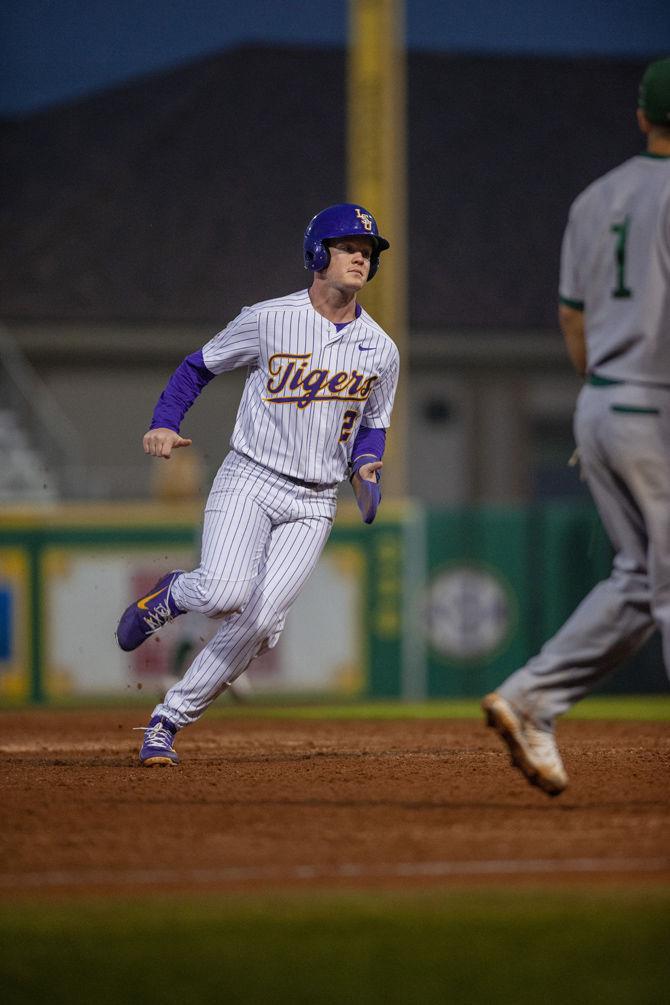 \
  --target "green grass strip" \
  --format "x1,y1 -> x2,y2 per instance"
564,695 -> 670,720
2,695 -> 669,720
204,694 -> 670,721
1,889 -> 668,1005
